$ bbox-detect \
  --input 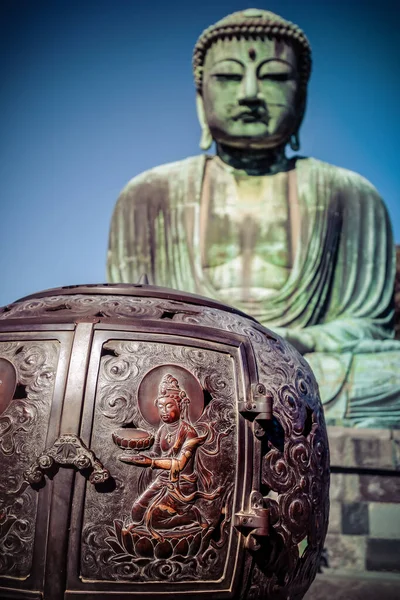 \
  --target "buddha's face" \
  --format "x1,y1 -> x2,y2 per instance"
200,36 -> 300,150
157,396 -> 181,424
